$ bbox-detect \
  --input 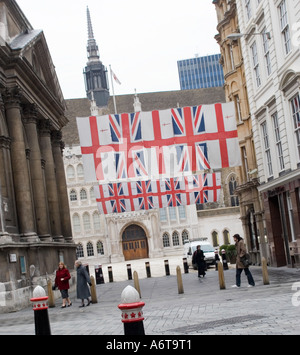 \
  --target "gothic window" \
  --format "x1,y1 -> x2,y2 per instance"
87,242 -> 94,257
97,241 -> 104,255
70,189 -> 77,202
77,164 -> 84,178
72,214 -> 81,233
162,233 -> 170,247
90,187 -> 95,200
76,243 -> 84,258
80,189 -> 87,201
93,212 -> 101,230
66,165 -> 75,179
83,213 -> 91,231
172,231 -> 180,246
182,230 -> 189,244
291,94 -> 300,161
223,229 -> 230,245
212,231 -> 219,247
229,176 -> 239,206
